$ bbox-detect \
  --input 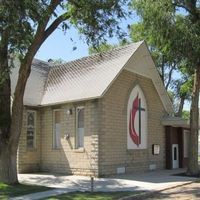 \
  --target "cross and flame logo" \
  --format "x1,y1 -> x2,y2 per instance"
129,93 -> 145,147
